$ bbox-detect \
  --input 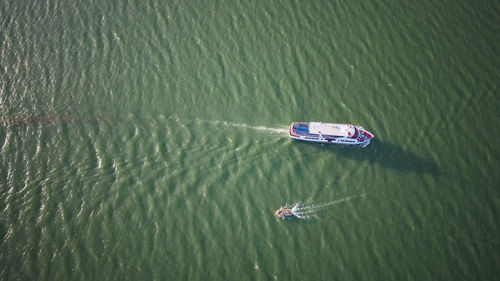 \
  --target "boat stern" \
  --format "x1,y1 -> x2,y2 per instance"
288,122 -> 301,139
